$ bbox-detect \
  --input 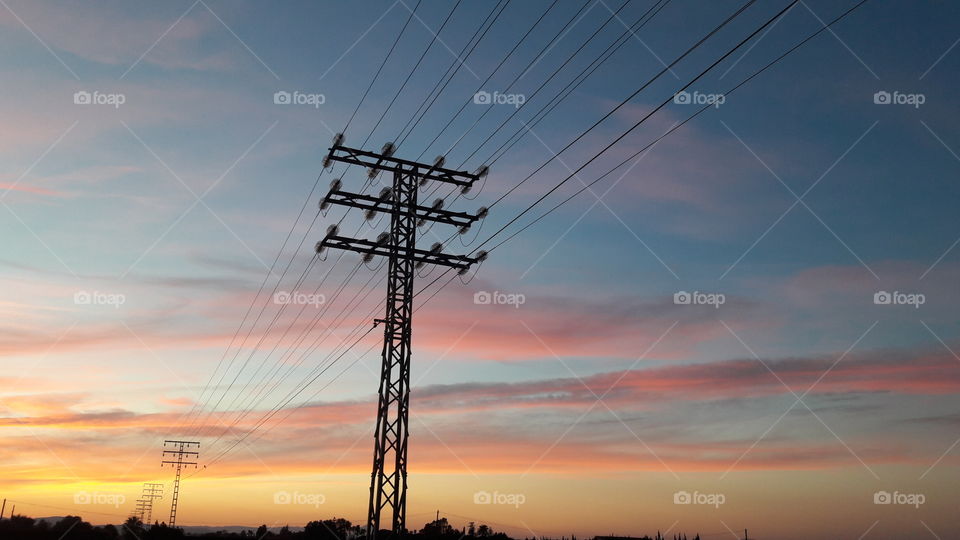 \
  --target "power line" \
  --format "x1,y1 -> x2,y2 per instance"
183,208 -> 326,435
177,179 -> 324,433
190,325 -> 379,474
203,251 -> 364,439
196,219 -> 401,450
198,225 -> 389,452
343,0 -> 425,133
414,0 -> 793,302
459,0 -> 674,169
360,0 -> 465,147
216,4 -> 506,416
419,0 -> 756,267
196,259 -> 366,446
423,0 -> 672,206
190,249 -> 352,438
178,0 -> 872,519
482,0 -> 761,215
393,0 -> 514,148
184,0 -> 740,472
188,0 -> 766,465
429,0 -> 628,161
183,0 -> 433,438
487,0 -> 872,254
189,255 -> 321,435
202,323 -> 382,468
412,0 -> 567,159
415,0 -> 872,313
